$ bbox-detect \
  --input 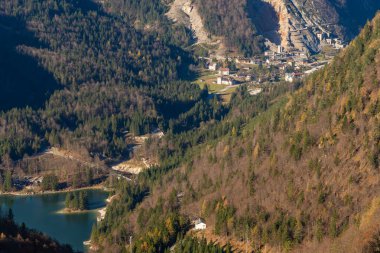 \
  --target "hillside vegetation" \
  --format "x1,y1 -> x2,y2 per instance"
0,0 -> 229,193
90,13 -> 380,253
196,0 -> 264,56
0,0 -> 207,163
